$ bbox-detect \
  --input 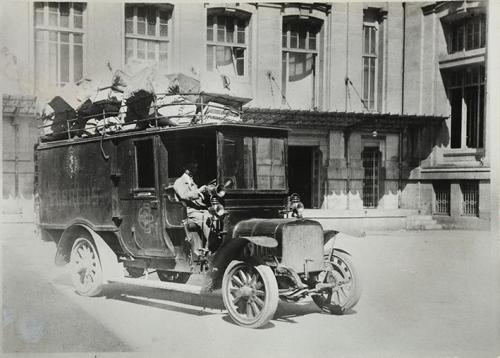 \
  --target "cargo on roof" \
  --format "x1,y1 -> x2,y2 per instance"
37,65 -> 252,143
